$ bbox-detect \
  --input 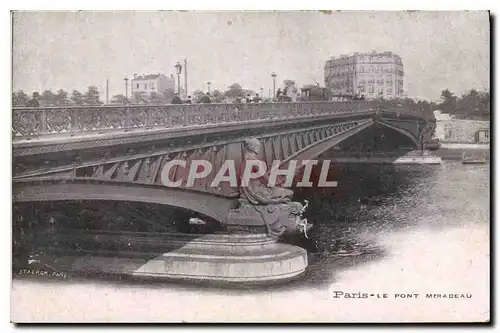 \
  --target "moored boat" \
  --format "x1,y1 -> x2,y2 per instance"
461,152 -> 487,165
393,150 -> 443,165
